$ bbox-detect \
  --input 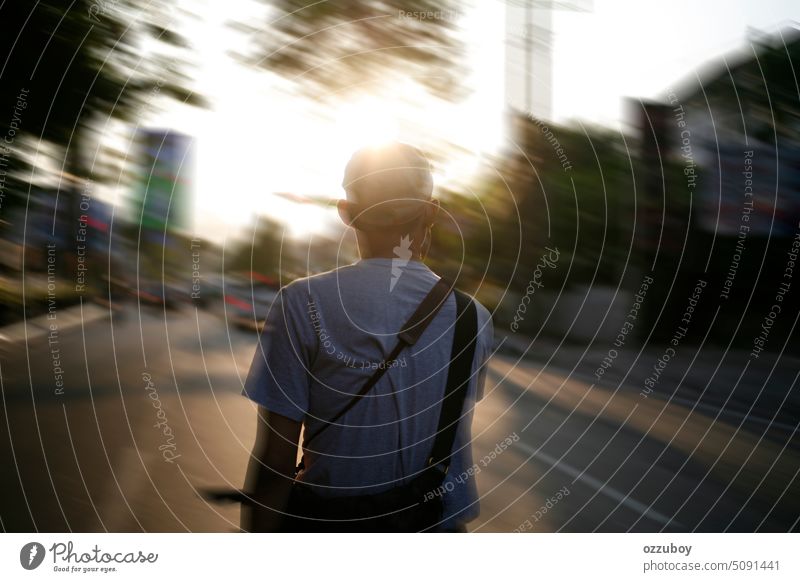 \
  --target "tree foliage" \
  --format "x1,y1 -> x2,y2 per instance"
243,0 -> 468,101
0,1 -> 205,189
